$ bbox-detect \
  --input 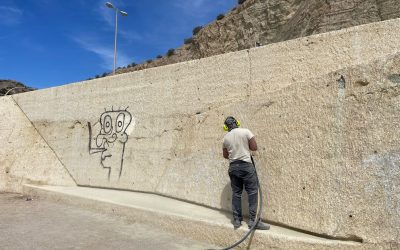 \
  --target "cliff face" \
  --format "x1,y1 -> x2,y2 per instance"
118,0 -> 400,74
0,80 -> 35,96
